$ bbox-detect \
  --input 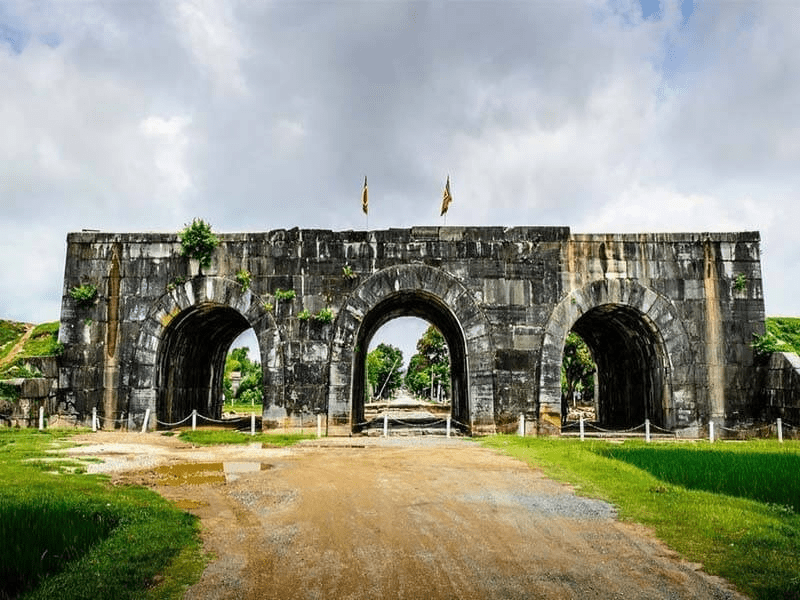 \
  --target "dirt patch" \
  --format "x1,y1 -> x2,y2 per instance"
66,433 -> 745,599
